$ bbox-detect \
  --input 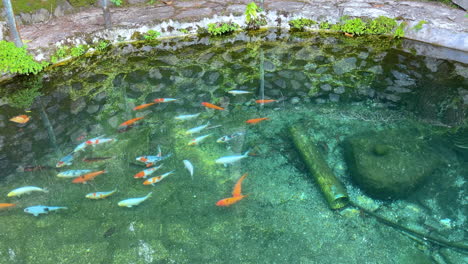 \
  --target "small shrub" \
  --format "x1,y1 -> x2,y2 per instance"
0,41 -> 47,75
412,20 -> 427,31
289,18 -> 316,30
341,18 -> 367,35
394,22 -> 407,38
70,44 -> 87,57
366,16 -> 397,34
179,28 -> 189,34
319,21 -> 330,30
96,40 -> 109,51
245,2 -> 267,30
207,22 -> 239,36
143,30 -> 161,40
